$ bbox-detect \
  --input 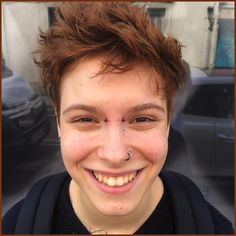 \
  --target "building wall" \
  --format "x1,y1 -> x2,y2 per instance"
145,2 -> 219,69
169,2 -> 215,68
2,2 -> 50,90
